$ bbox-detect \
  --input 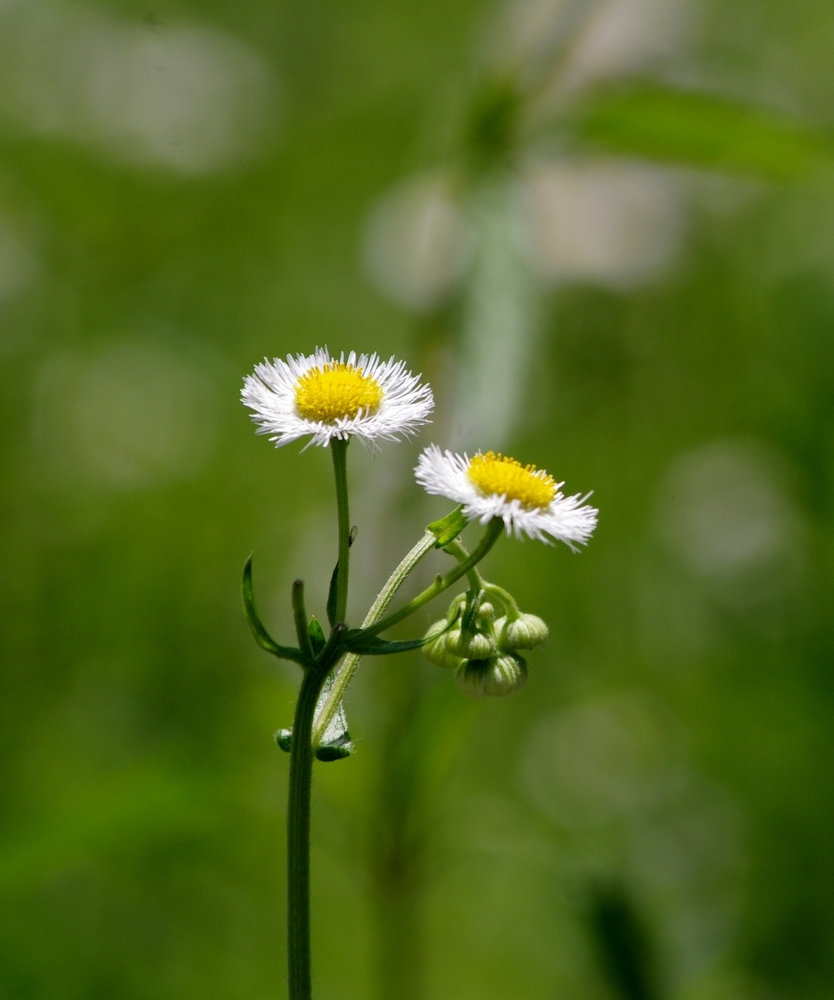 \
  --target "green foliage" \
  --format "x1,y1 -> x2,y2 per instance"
242,557 -> 308,665
575,83 -> 834,180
